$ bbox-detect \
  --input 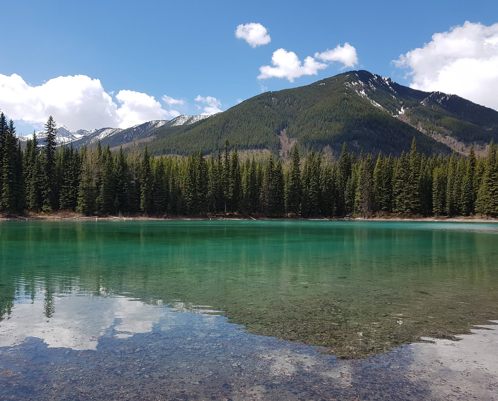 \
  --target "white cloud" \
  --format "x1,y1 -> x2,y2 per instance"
315,43 -> 358,68
115,90 -> 178,128
258,48 -> 327,82
235,22 -> 271,48
394,21 -> 498,110
194,95 -> 223,115
162,95 -> 186,106
0,73 -> 181,130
